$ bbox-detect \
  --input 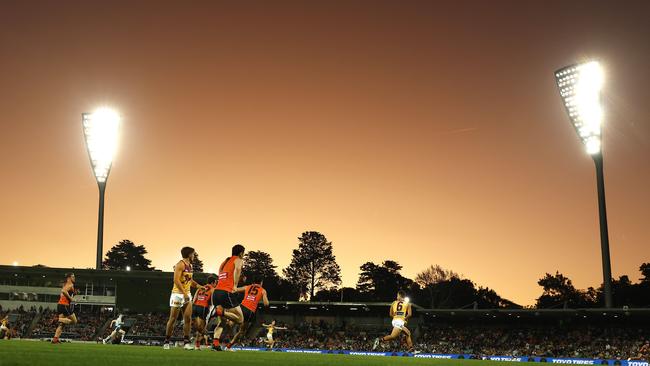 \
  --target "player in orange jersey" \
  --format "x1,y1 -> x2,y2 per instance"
191,274 -> 217,350
52,273 -> 77,344
210,244 -> 245,350
224,277 -> 269,350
